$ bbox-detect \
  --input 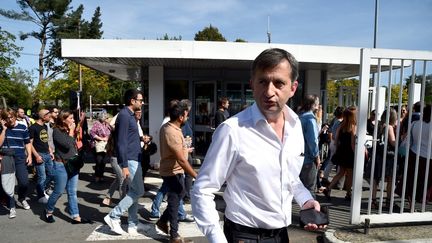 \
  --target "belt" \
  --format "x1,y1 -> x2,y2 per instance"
224,217 -> 287,238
